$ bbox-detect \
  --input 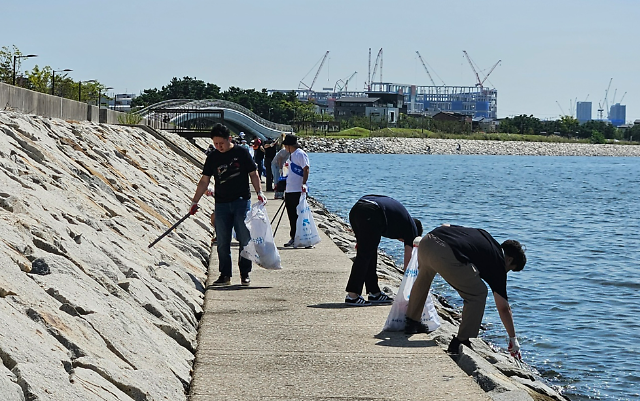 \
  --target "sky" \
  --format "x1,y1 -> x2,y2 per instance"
3,0 -> 639,121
